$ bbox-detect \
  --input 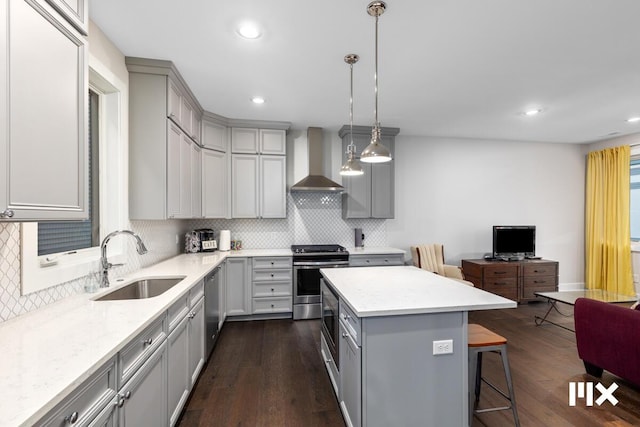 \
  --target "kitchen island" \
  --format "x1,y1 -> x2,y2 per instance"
320,266 -> 516,427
